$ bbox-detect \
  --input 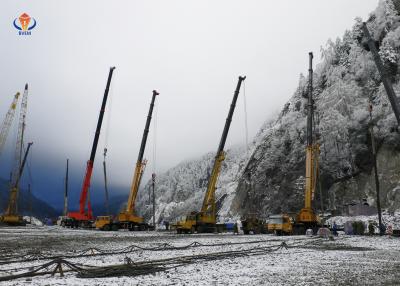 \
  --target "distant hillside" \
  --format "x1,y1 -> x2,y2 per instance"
91,193 -> 127,215
0,178 -> 58,219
